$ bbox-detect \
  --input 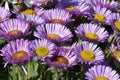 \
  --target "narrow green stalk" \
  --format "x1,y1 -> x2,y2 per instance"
27,61 -> 31,79
79,64 -> 86,80
16,66 -> 22,80
15,66 -> 18,80
39,61 -> 43,80
55,69 -> 59,80
66,70 -> 69,80
45,71 -> 51,80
